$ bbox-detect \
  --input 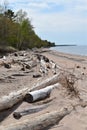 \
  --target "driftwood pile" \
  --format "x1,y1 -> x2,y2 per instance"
0,73 -> 82,129
0,72 -> 73,130
0,49 -> 61,77
0,49 -> 86,130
